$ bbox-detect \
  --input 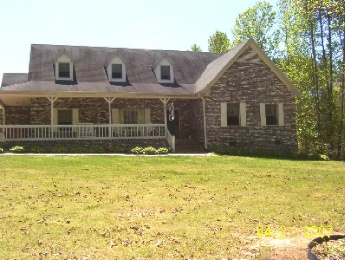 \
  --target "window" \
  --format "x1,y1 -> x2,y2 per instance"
58,63 -> 71,78
227,104 -> 240,125
112,64 -> 122,79
265,104 -> 277,125
123,110 -> 138,124
221,103 -> 246,127
161,66 -> 171,80
106,53 -> 127,82
260,103 -> 284,126
58,110 -> 72,125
